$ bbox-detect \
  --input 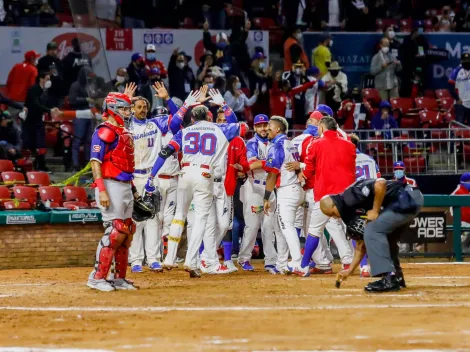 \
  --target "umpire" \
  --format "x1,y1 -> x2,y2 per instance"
320,178 -> 424,292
